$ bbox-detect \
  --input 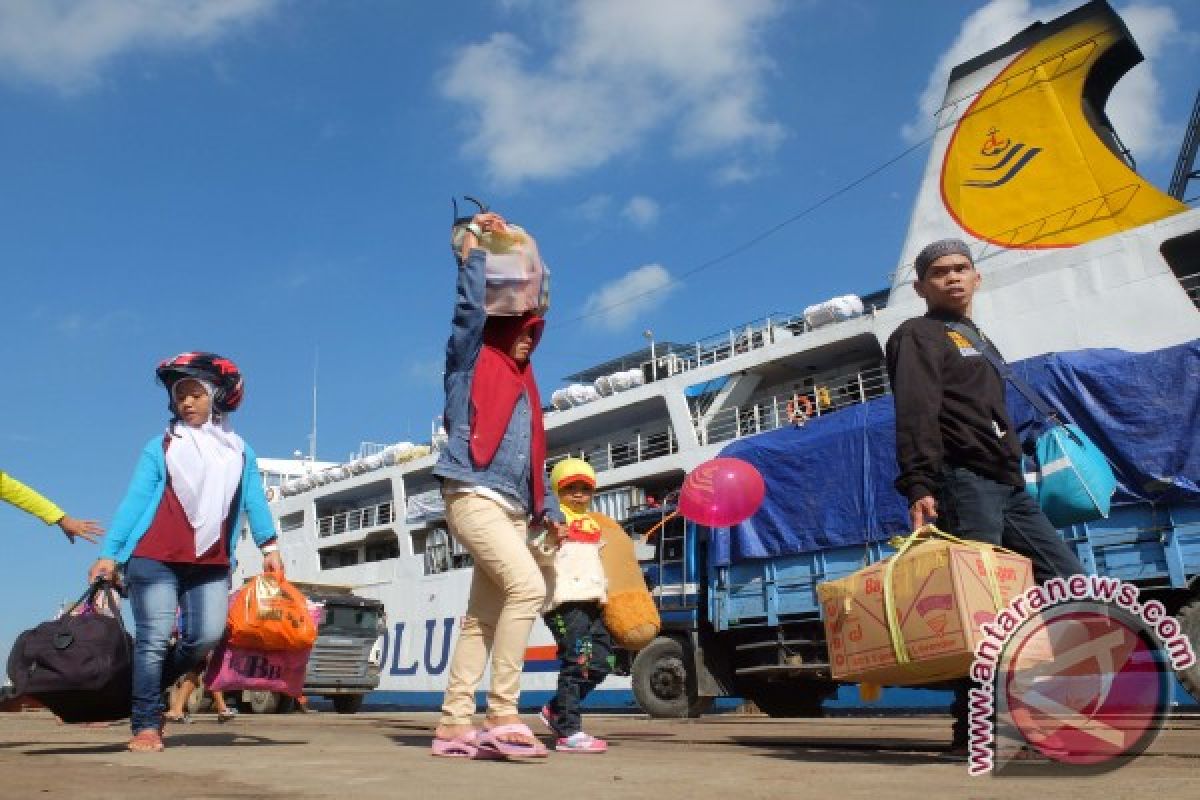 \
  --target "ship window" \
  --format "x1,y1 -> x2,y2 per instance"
318,546 -> 361,570
425,528 -> 451,575
1161,230 -> 1200,310
366,540 -> 400,562
280,512 -> 304,532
